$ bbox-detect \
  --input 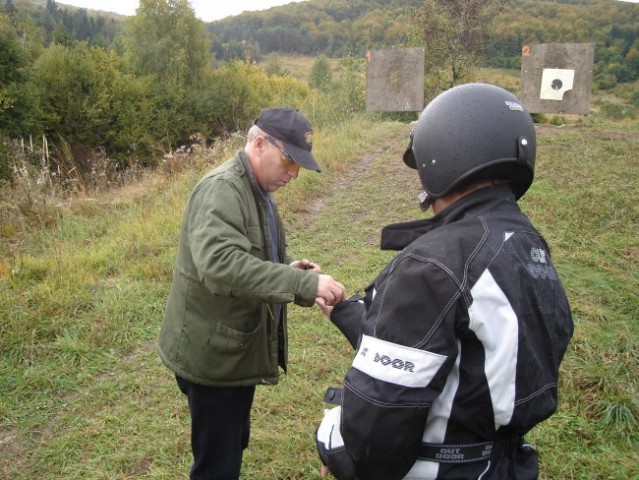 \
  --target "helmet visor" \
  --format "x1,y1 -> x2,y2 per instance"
403,133 -> 417,169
